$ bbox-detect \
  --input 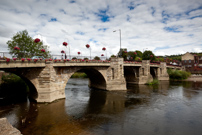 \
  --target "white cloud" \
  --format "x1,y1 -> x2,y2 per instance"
0,0 -> 202,58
